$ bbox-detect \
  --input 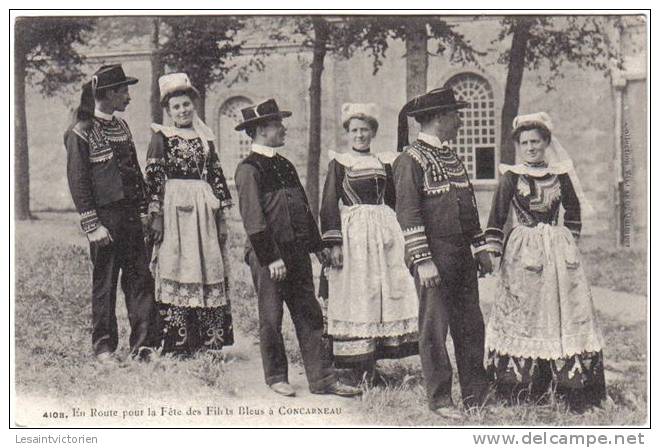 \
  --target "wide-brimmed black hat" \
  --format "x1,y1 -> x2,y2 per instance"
235,99 -> 292,131
396,88 -> 468,151
91,64 -> 138,91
